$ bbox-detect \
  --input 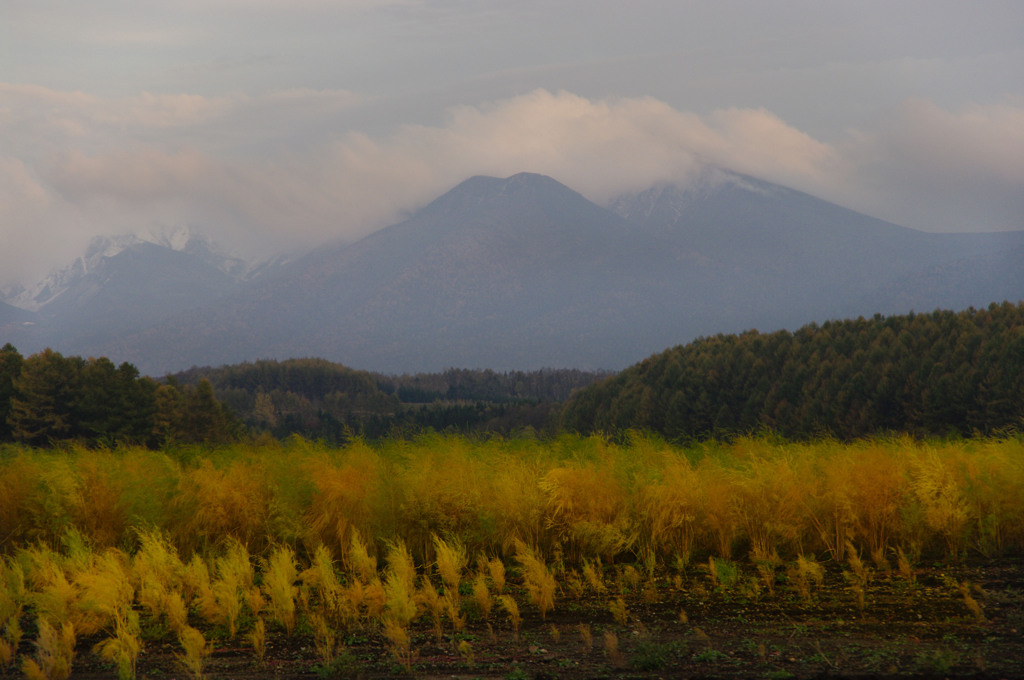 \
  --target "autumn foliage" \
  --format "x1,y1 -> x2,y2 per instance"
1,433 -> 1022,676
